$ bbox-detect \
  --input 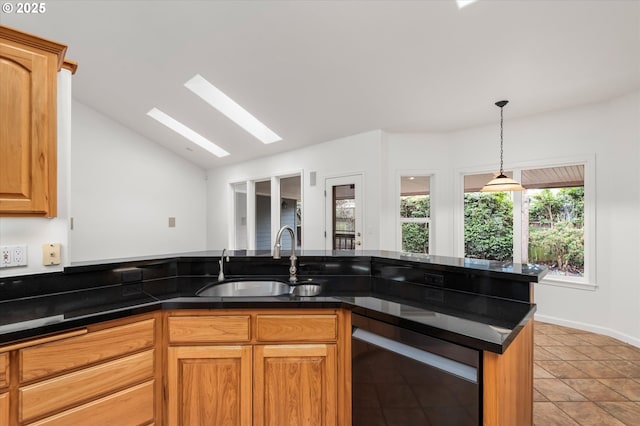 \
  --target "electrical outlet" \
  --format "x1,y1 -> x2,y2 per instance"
1,247 -> 11,267
0,245 -> 28,268
13,245 -> 27,266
